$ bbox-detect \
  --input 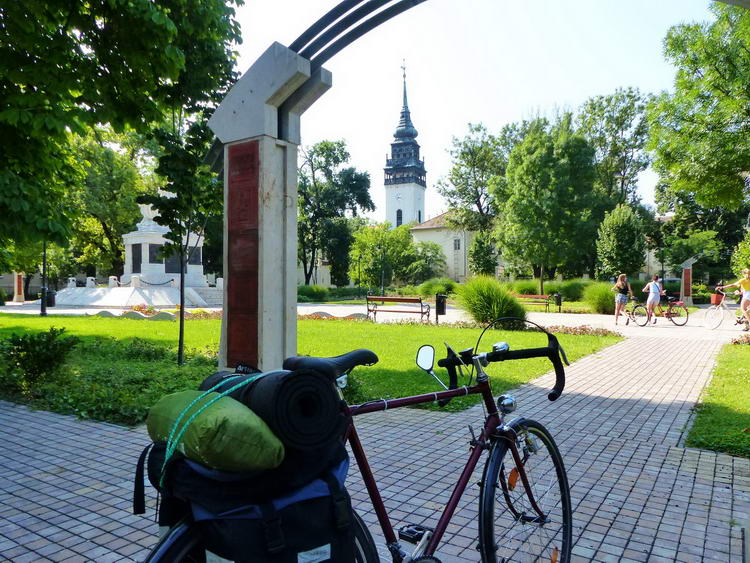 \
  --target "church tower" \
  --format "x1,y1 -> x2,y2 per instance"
384,64 -> 426,228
